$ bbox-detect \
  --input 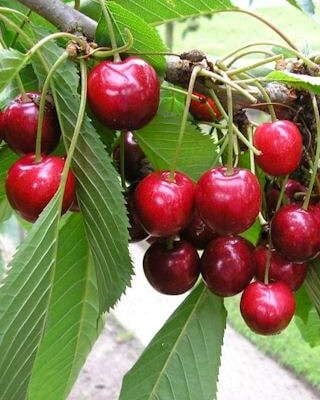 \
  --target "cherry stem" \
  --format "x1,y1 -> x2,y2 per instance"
98,0 -> 120,62
74,0 -> 80,10
212,136 -> 229,167
225,77 -> 234,175
35,51 -> 69,163
119,131 -> 127,190
161,85 -> 205,102
89,28 -> 133,59
170,65 -> 202,181
226,50 -> 275,67
276,174 -> 289,212
167,236 -> 175,250
0,6 -> 30,21
10,9 -> 32,48
226,54 -> 282,77
264,245 -> 272,285
303,94 -> 320,210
